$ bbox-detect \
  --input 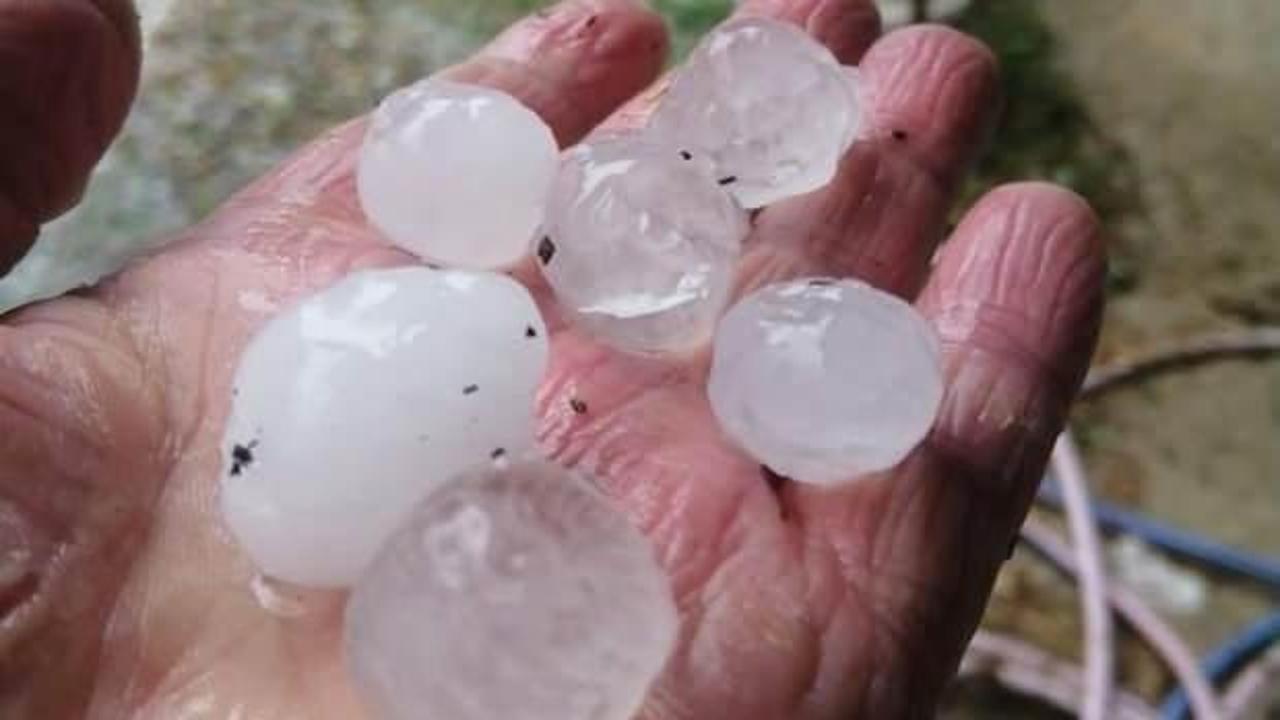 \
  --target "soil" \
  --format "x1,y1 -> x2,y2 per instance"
970,0 -> 1280,712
